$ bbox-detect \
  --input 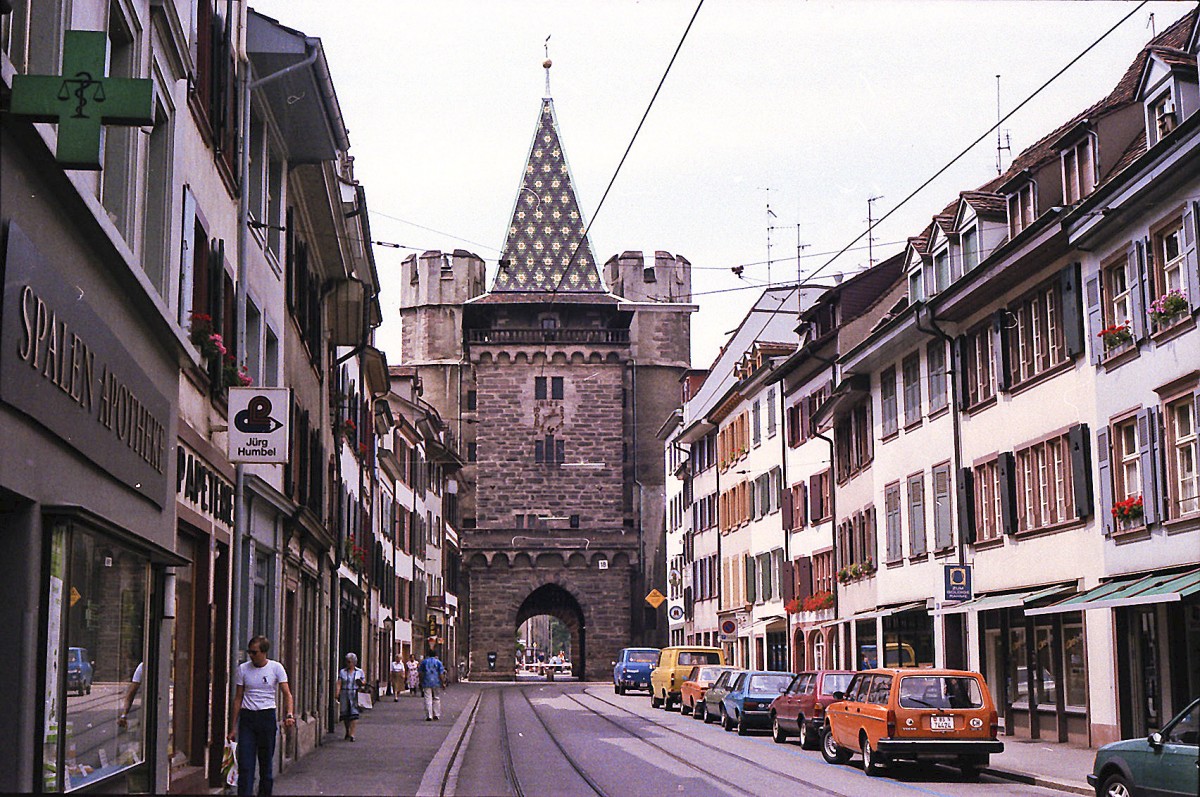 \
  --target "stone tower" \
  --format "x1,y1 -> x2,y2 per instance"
399,84 -> 694,682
